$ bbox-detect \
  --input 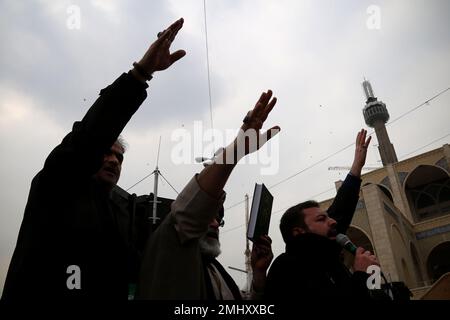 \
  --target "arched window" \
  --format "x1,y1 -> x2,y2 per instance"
404,165 -> 450,222
362,182 -> 394,203
427,242 -> 450,282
